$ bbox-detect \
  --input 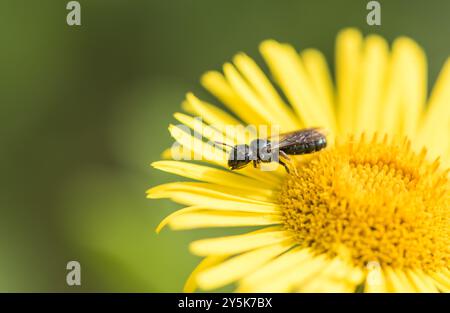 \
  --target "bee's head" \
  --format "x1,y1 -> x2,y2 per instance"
228,144 -> 251,170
